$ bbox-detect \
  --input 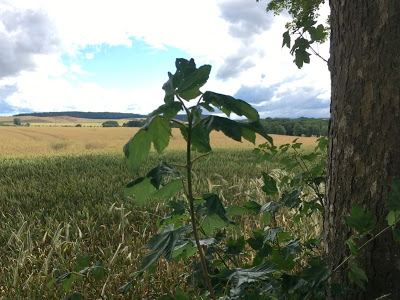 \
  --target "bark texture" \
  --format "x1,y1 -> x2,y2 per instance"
326,1 -> 400,299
